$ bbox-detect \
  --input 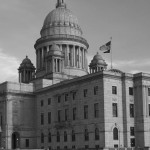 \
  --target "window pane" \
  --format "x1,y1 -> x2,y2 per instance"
112,103 -> 118,117
130,104 -> 134,117
129,87 -> 133,95
112,86 -> 117,94
113,128 -> 118,140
